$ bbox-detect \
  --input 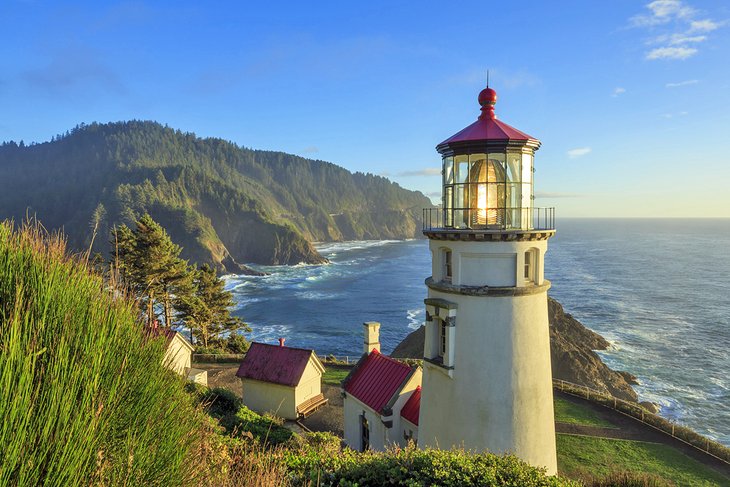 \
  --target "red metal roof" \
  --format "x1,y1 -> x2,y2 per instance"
236,342 -> 318,387
344,350 -> 412,414
439,116 -> 535,145
400,386 -> 421,426
438,87 -> 537,146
